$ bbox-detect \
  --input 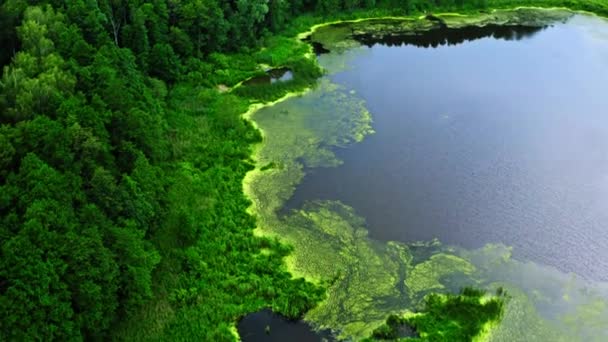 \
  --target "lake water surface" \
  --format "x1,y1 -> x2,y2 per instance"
288,15 -> 608,282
